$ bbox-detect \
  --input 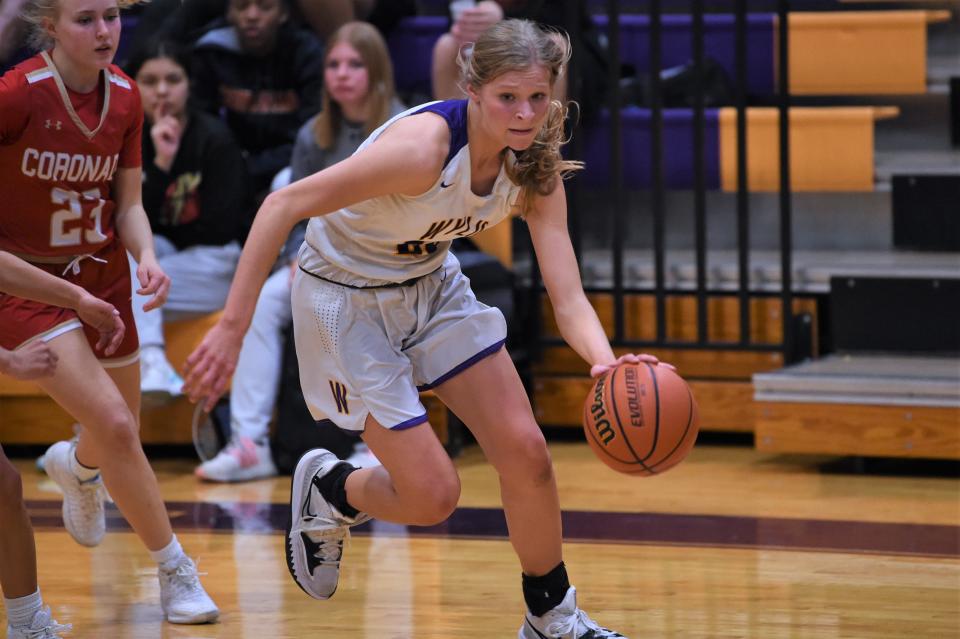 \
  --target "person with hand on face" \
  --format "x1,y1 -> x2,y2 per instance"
185,19 -> 650,637
125,40 -> 248,399
195,20 -> 405,483
0,251 -> 124,639
0,0 -> 219,625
